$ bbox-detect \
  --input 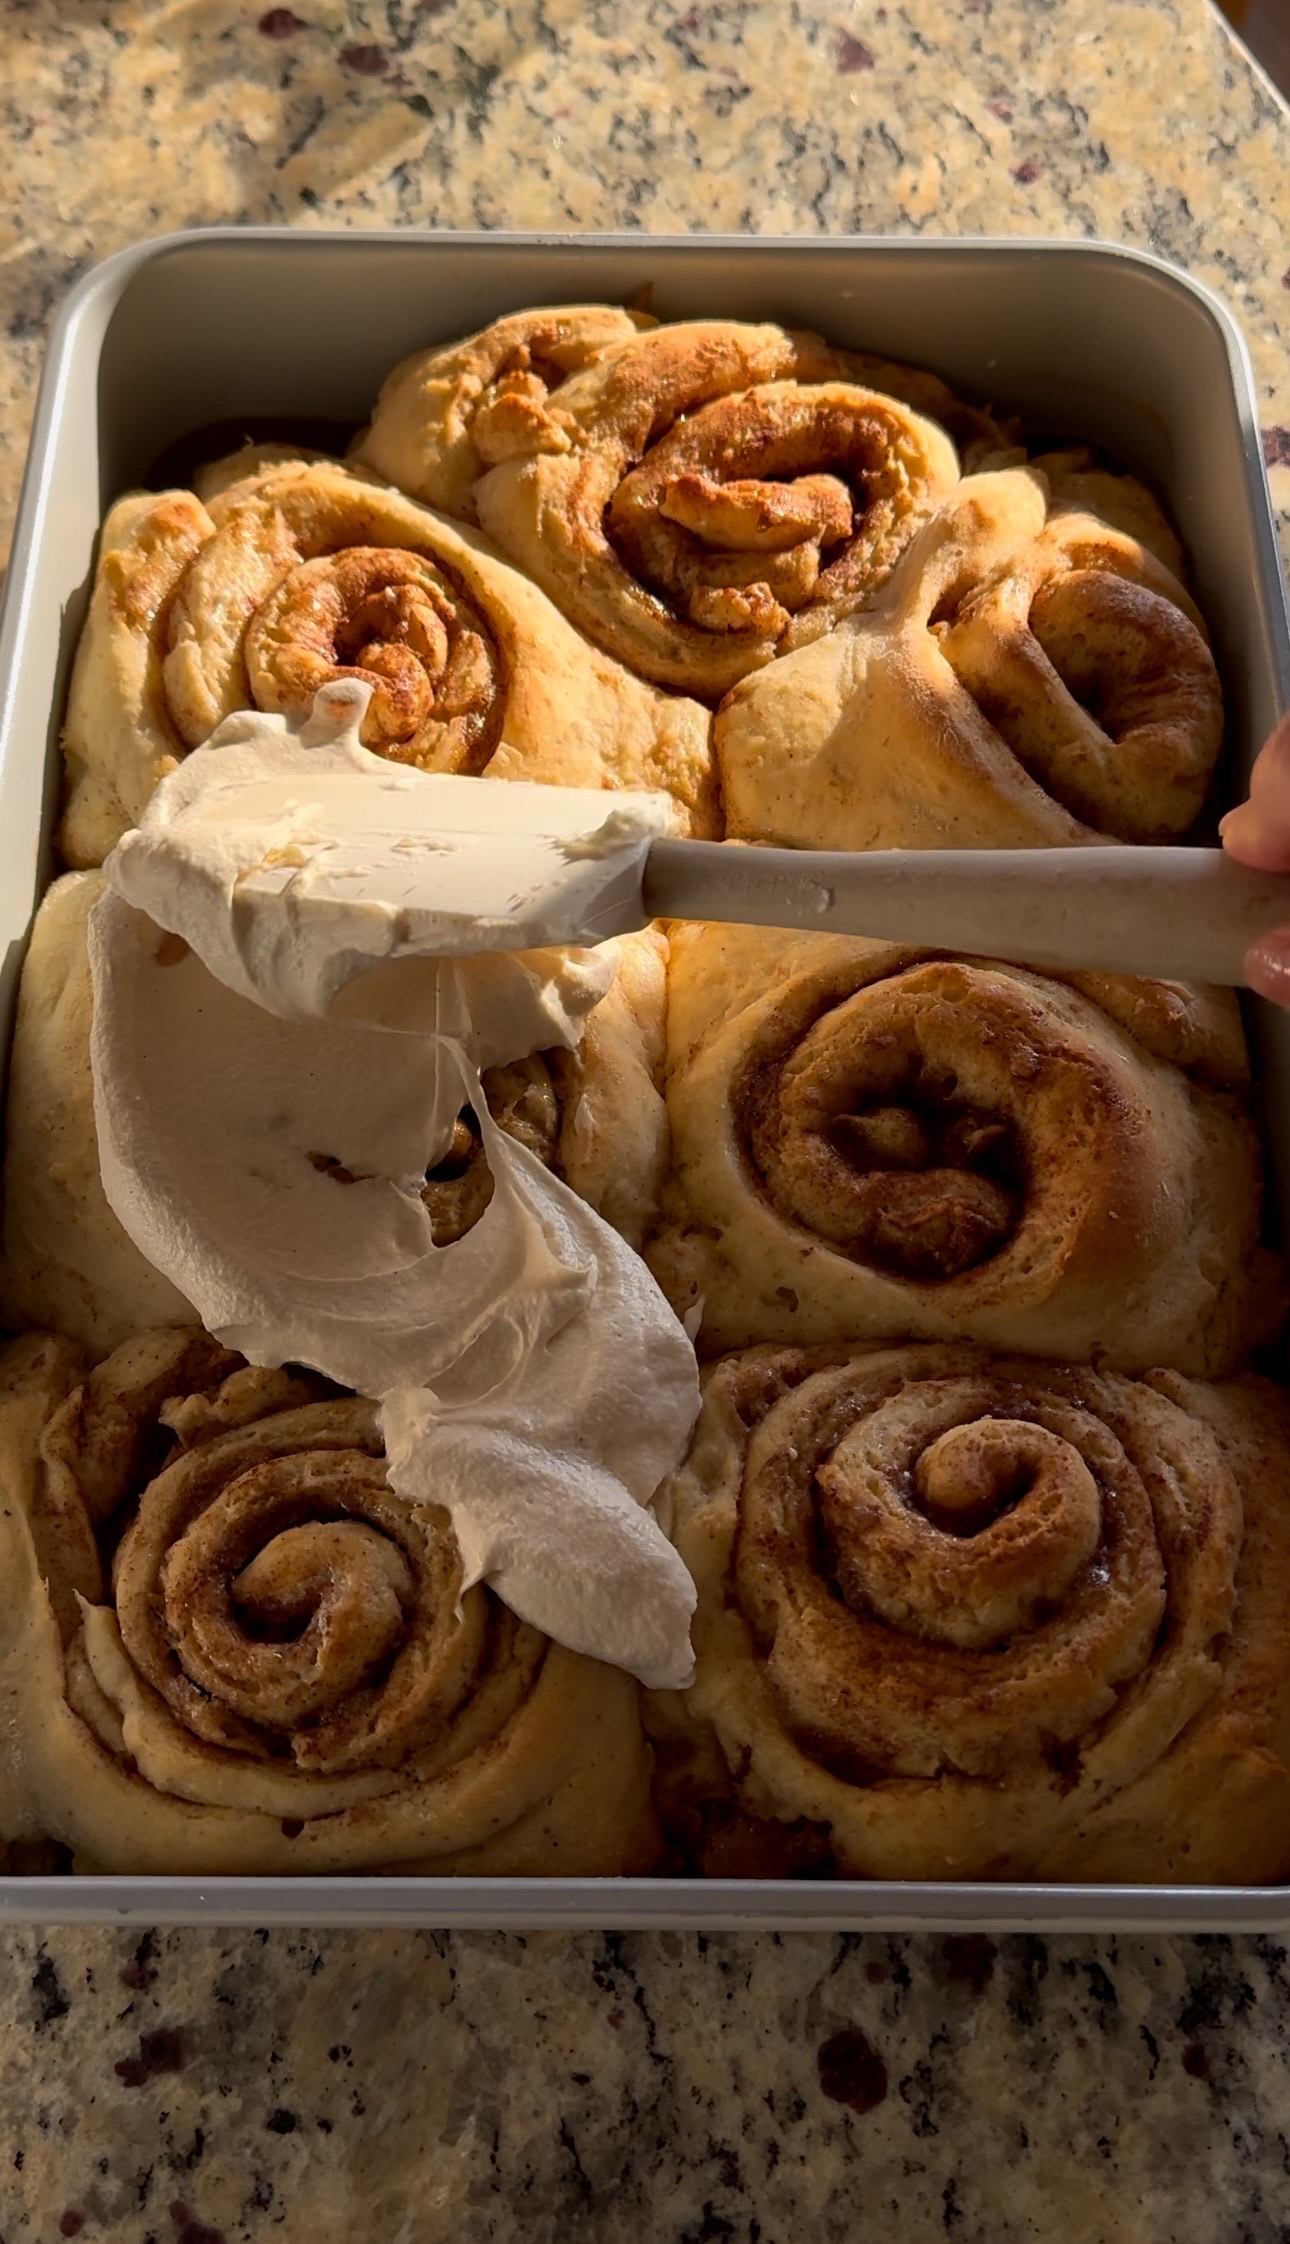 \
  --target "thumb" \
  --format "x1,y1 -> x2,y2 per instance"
1221,713 -> 1290,869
